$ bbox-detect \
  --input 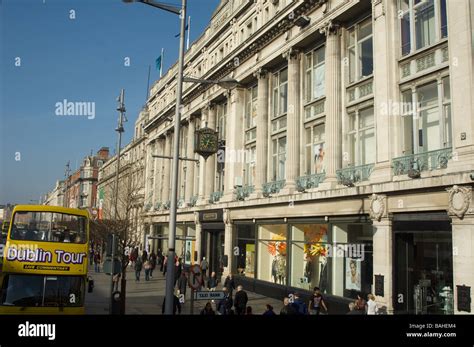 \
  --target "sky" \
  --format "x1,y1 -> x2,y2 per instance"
0,0 -> 221,205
